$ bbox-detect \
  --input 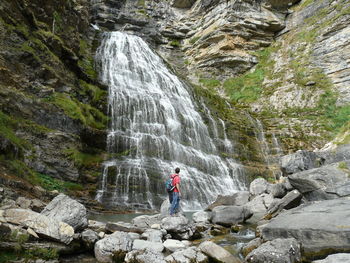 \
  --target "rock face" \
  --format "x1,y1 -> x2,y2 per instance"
94,231 -> 133,263
1,208 -> 74,244
41,194 -> 88,231
211,205 -> 252,226
261,199 -> 350,260
245,238 -> 301,263
288,162 -> 350,201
